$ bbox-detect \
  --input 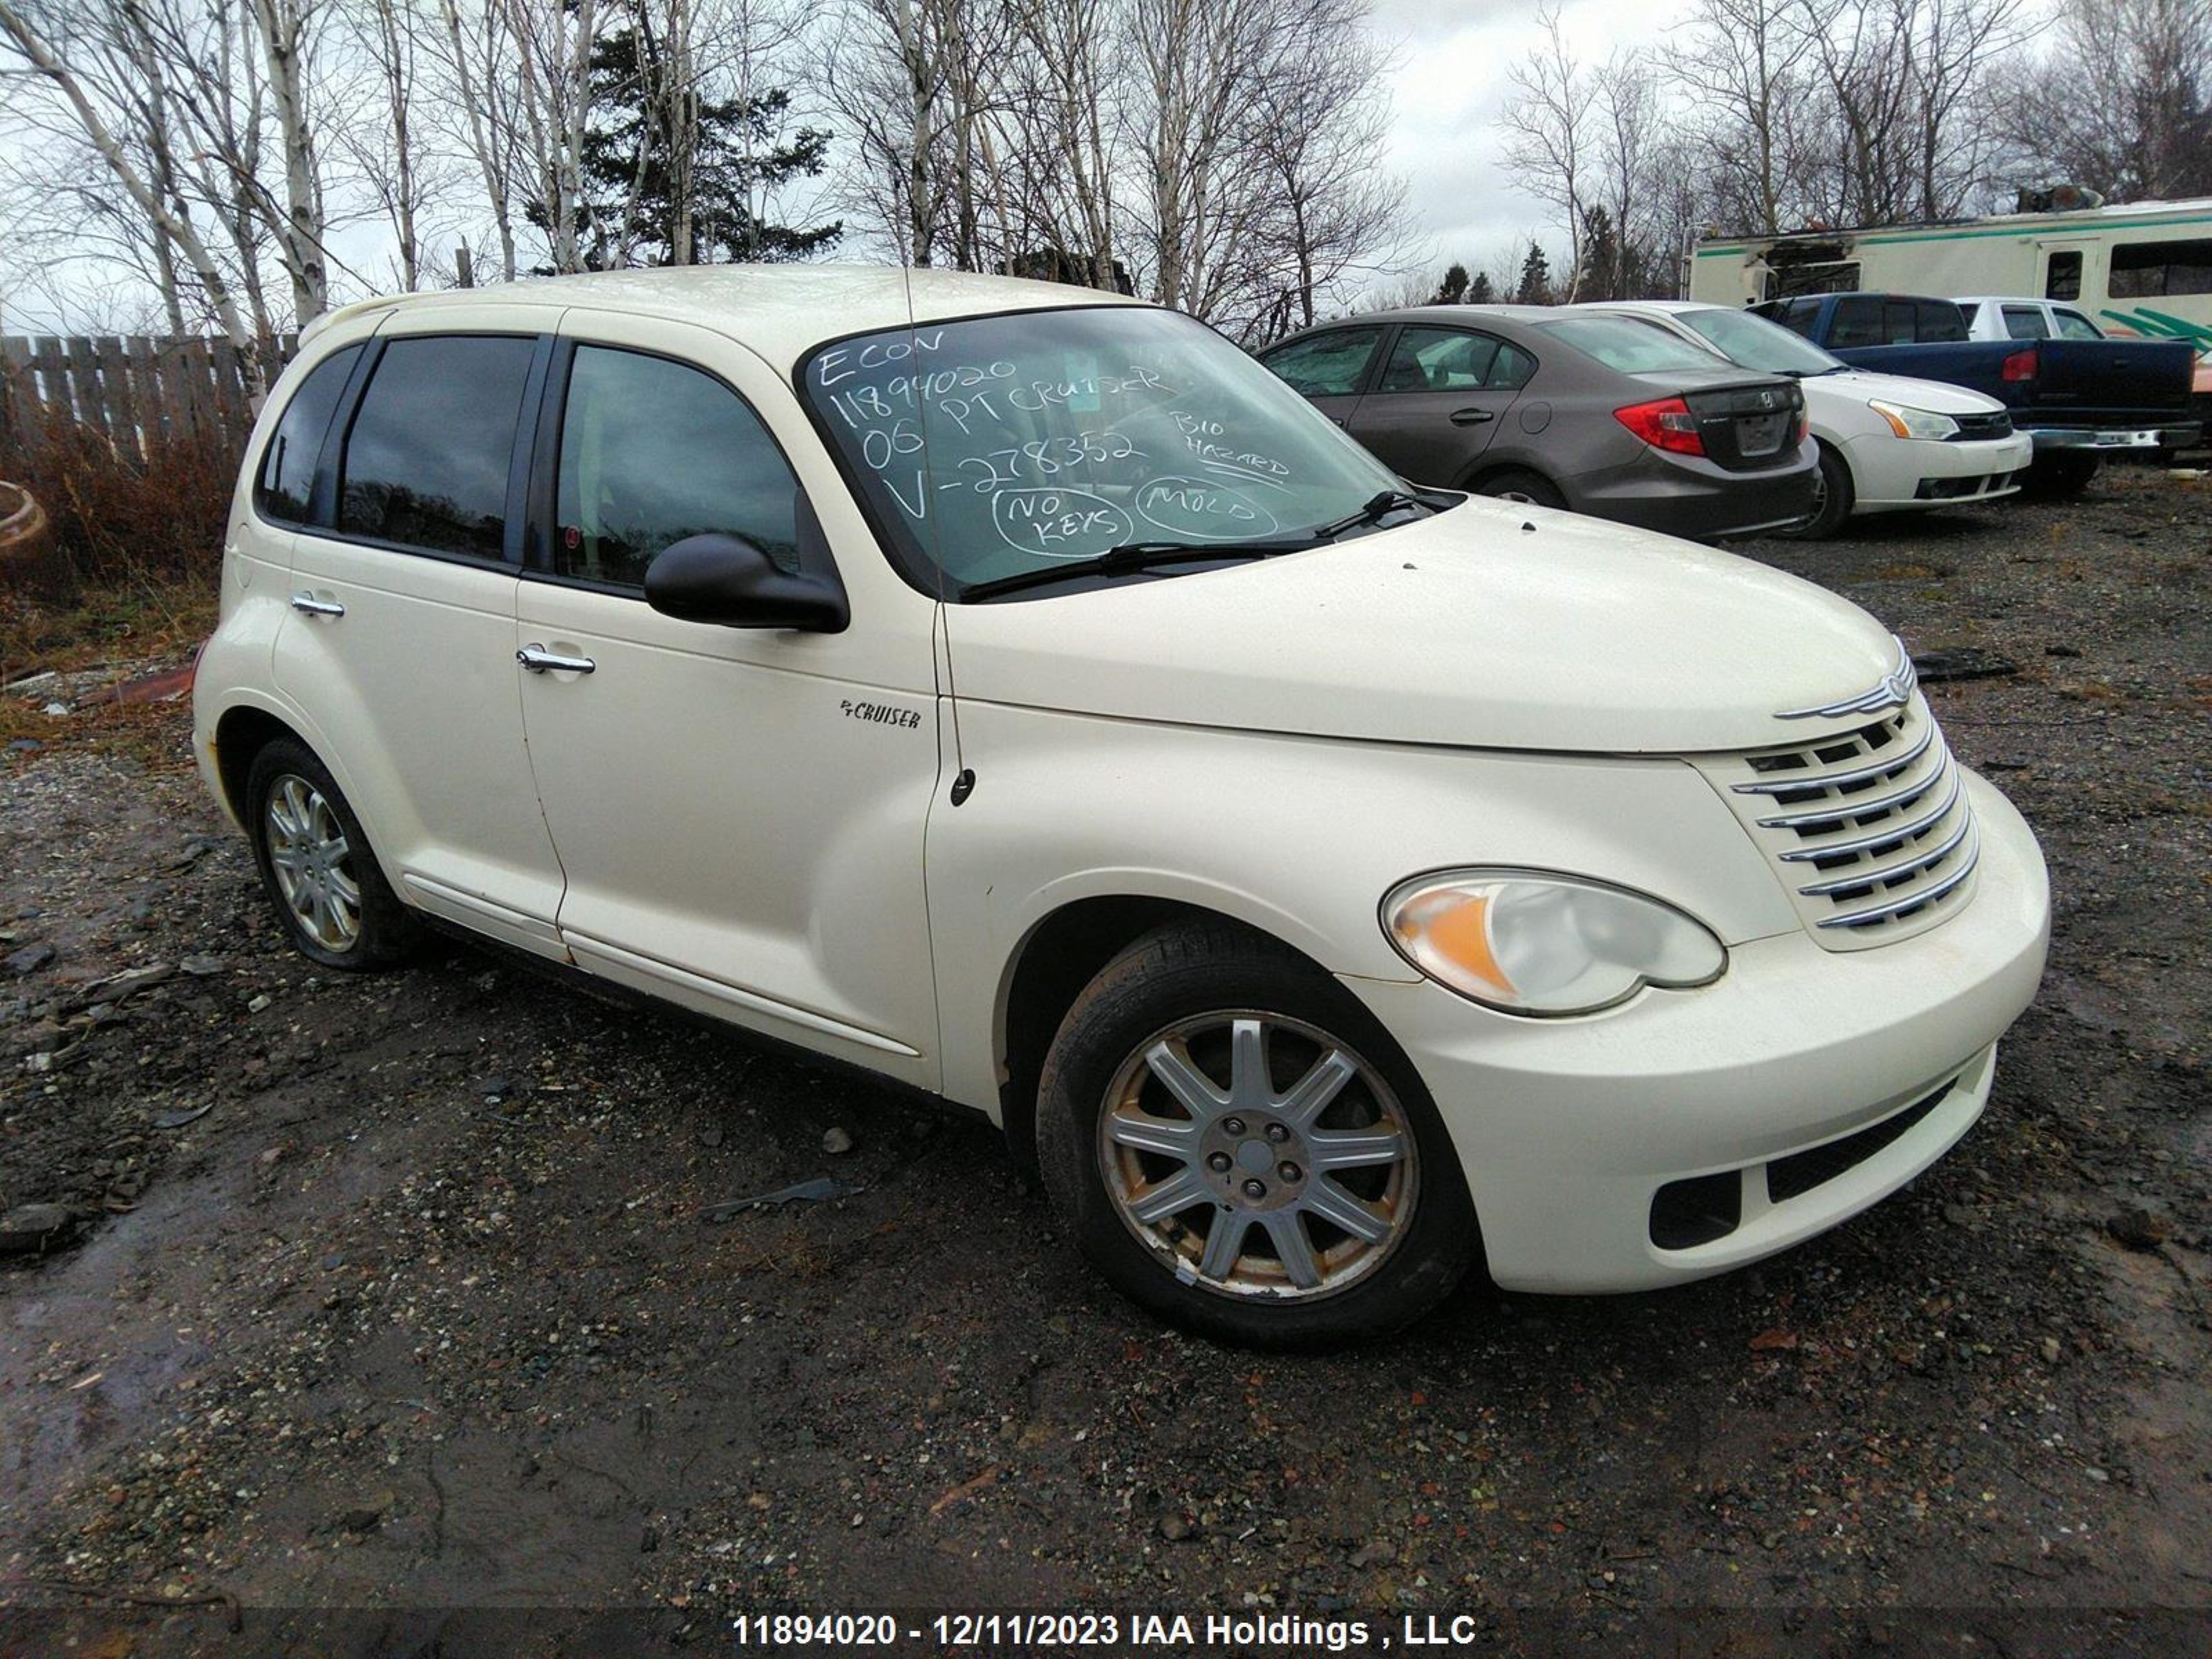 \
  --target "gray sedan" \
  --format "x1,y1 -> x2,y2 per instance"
1258,306 -> 1818,540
